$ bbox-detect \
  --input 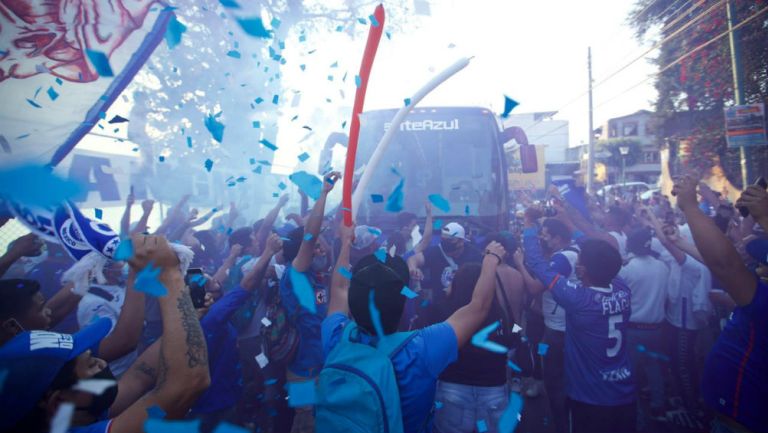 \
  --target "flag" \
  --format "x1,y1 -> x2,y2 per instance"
552,179 -> 592,223
0,2 -> 173,167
